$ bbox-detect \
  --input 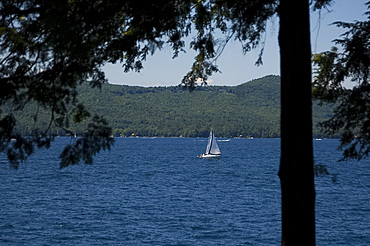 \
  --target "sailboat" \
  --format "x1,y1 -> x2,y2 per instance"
198,130 -> 221,159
